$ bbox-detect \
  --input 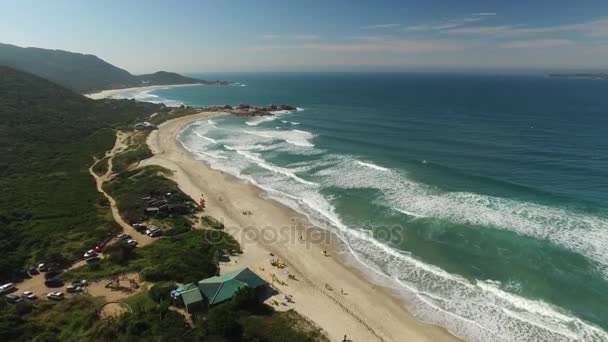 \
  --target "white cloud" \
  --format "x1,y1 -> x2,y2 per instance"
403,15 -> 489,32
501,39 -> 574,49
261,34 -> 281,39
261,34 -> 320,40
293,35 -> 320,40
447,17 -> 608,37
244,38 -> 463,54
362,23 -> 401,29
